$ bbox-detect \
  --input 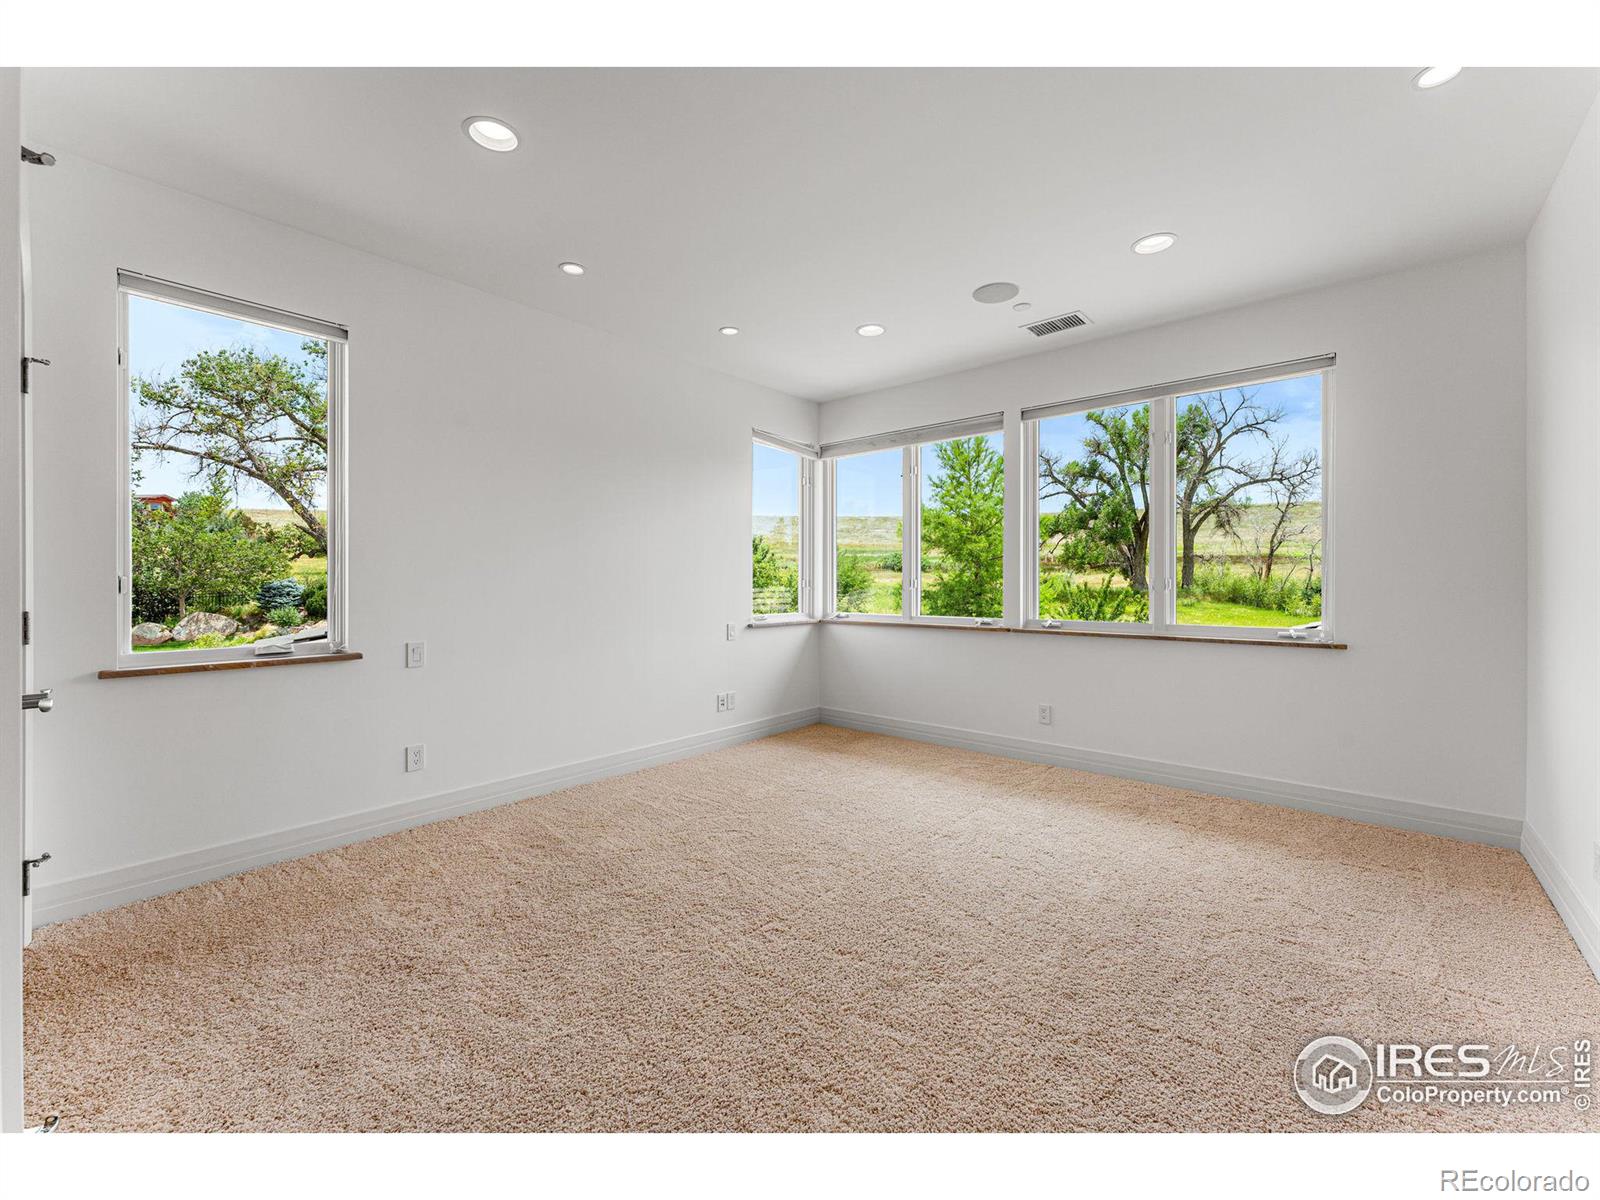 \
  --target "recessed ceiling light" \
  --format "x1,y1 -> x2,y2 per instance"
856,324 -> 885,337
462,116 -> 519,153
972,281 -> 1020,304
558,261 -> 586,276
1411,66 -> 1463,90
1131,232 -> 1178,255
719,326 -> 740,336
1012,301 -> 1032,313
